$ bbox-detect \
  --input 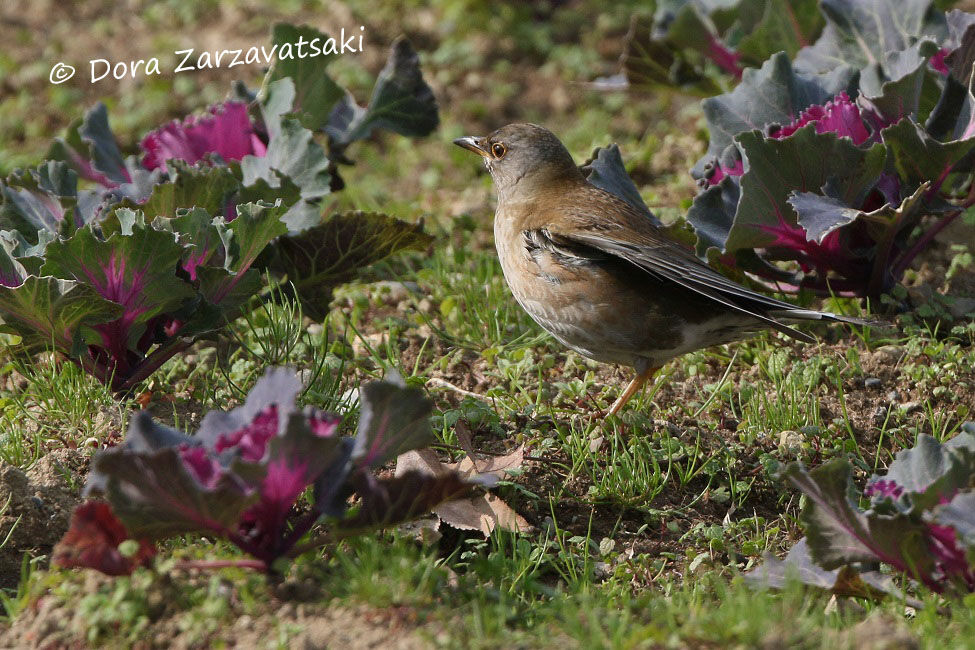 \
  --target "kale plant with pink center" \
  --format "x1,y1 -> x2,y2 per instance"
625,1 -> 975,302
53,367 -> 479,575
749,427 -> 975,600
0,24 -> 437,392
